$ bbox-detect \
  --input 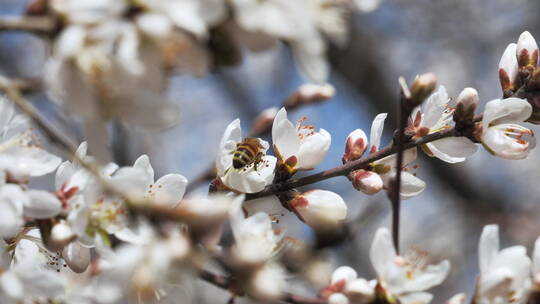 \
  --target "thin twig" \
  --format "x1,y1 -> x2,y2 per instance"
246,127 -> 458,200
390,102 -> 408,253
0,15 -> 55,33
